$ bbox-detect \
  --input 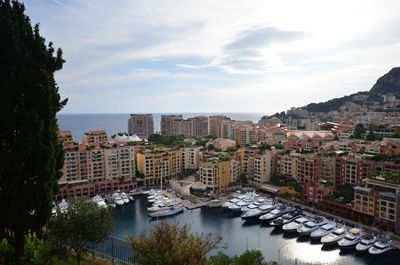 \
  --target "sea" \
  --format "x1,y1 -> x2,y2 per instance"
112,195 -> 400,265
57,113 -> 265,142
